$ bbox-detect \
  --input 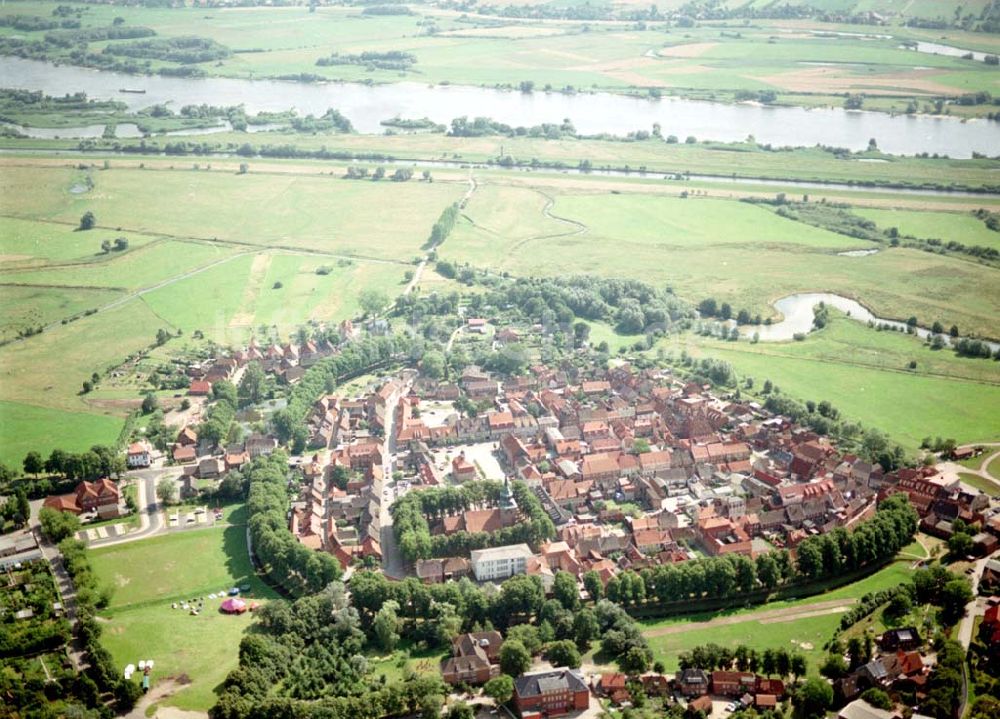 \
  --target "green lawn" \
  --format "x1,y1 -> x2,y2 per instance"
987,454 -> 1000,481
959,472 -> 1000,498
91,513 -> 278,711
0,400 -> 123,469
